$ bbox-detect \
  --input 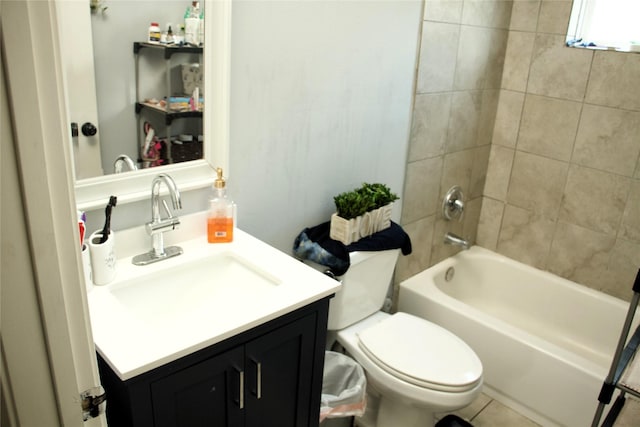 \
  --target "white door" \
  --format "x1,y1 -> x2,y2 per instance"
1,1 -> 107,425
56,0 -> 104,179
